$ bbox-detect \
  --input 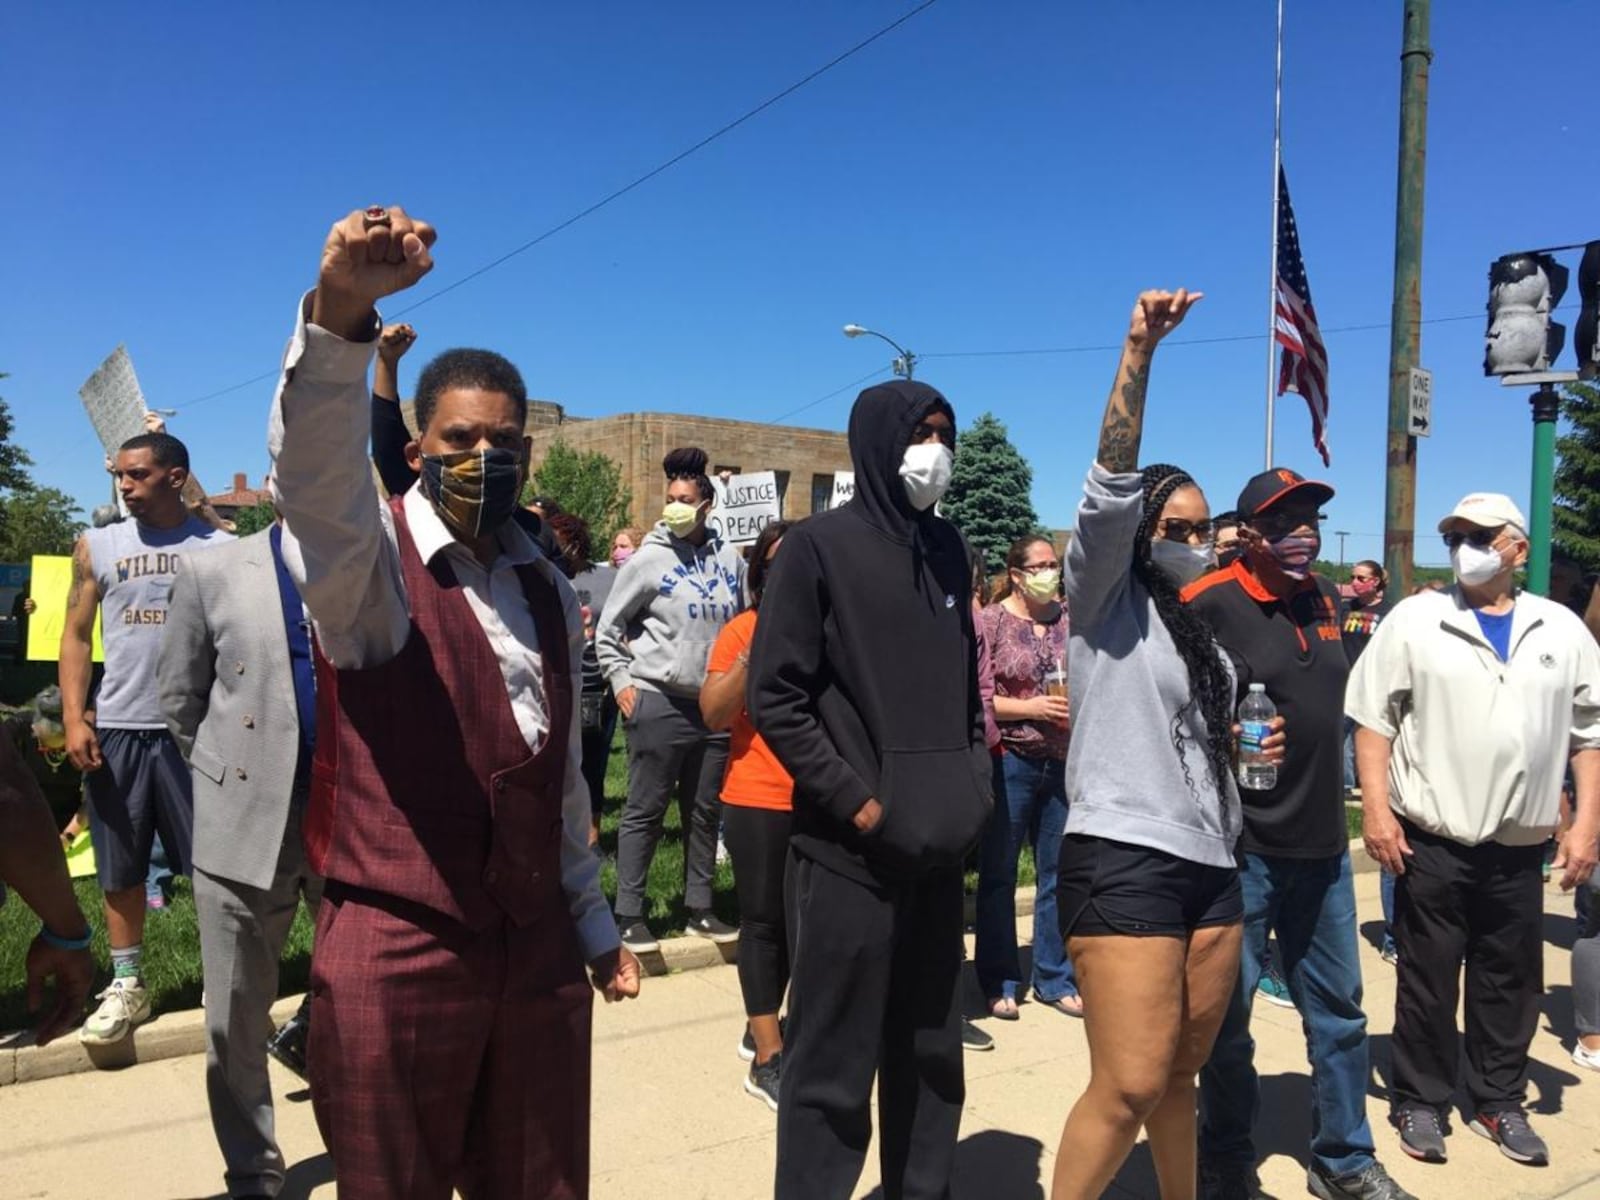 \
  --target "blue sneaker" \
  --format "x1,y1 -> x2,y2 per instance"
1256,966 -> 1295,1009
